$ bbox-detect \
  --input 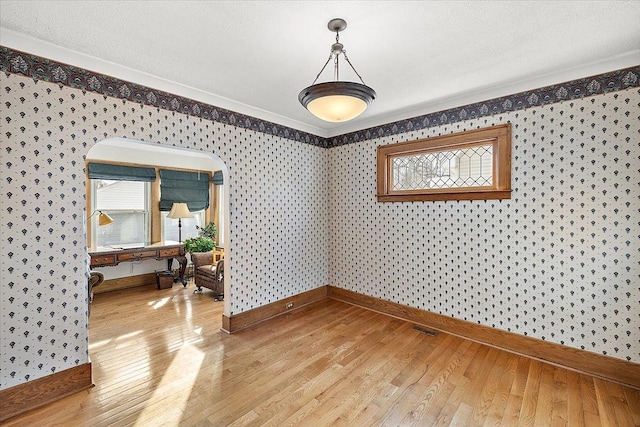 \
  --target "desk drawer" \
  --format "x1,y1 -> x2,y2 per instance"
90,254 -> 117,266
159,248 -> 182,257
118,250 -> 158,261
